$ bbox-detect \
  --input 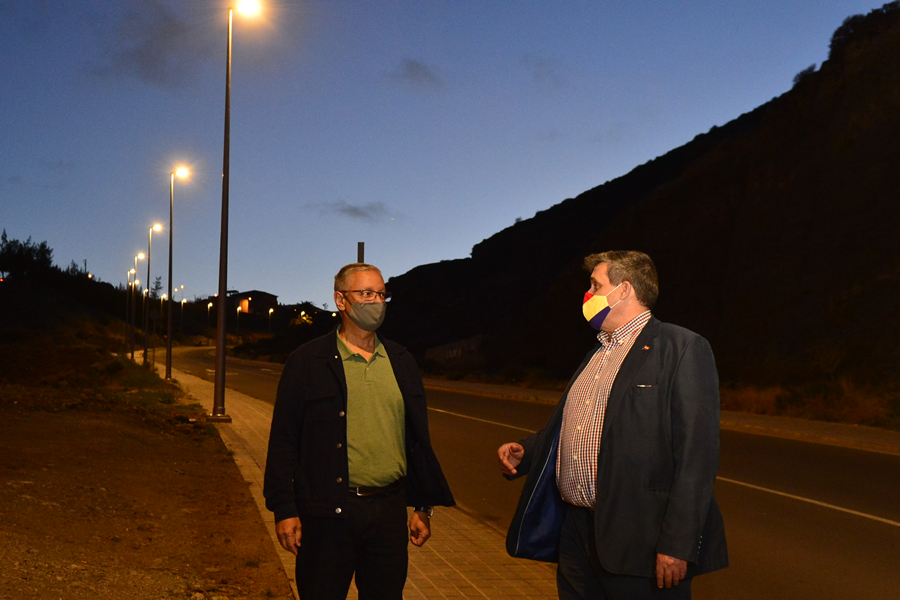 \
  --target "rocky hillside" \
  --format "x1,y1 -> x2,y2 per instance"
382,2 -> 900,389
